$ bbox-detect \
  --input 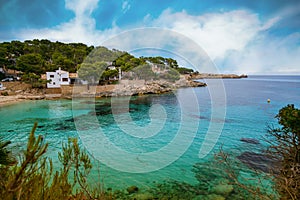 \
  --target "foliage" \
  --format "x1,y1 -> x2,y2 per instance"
78,62 -> 108,84
16,53 -> 44,74
0,39 -> 192,84
267,104 -> 300,199
131,64 -> 157,81
0,123 -> 107,200
0,39 -> 93,75
0,91 -> 9,96
176,67 -> 194,74
0,139 -> 14,166
130,63 -> 180,82
22,73 -> 48,88
142,56 -> 179,68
